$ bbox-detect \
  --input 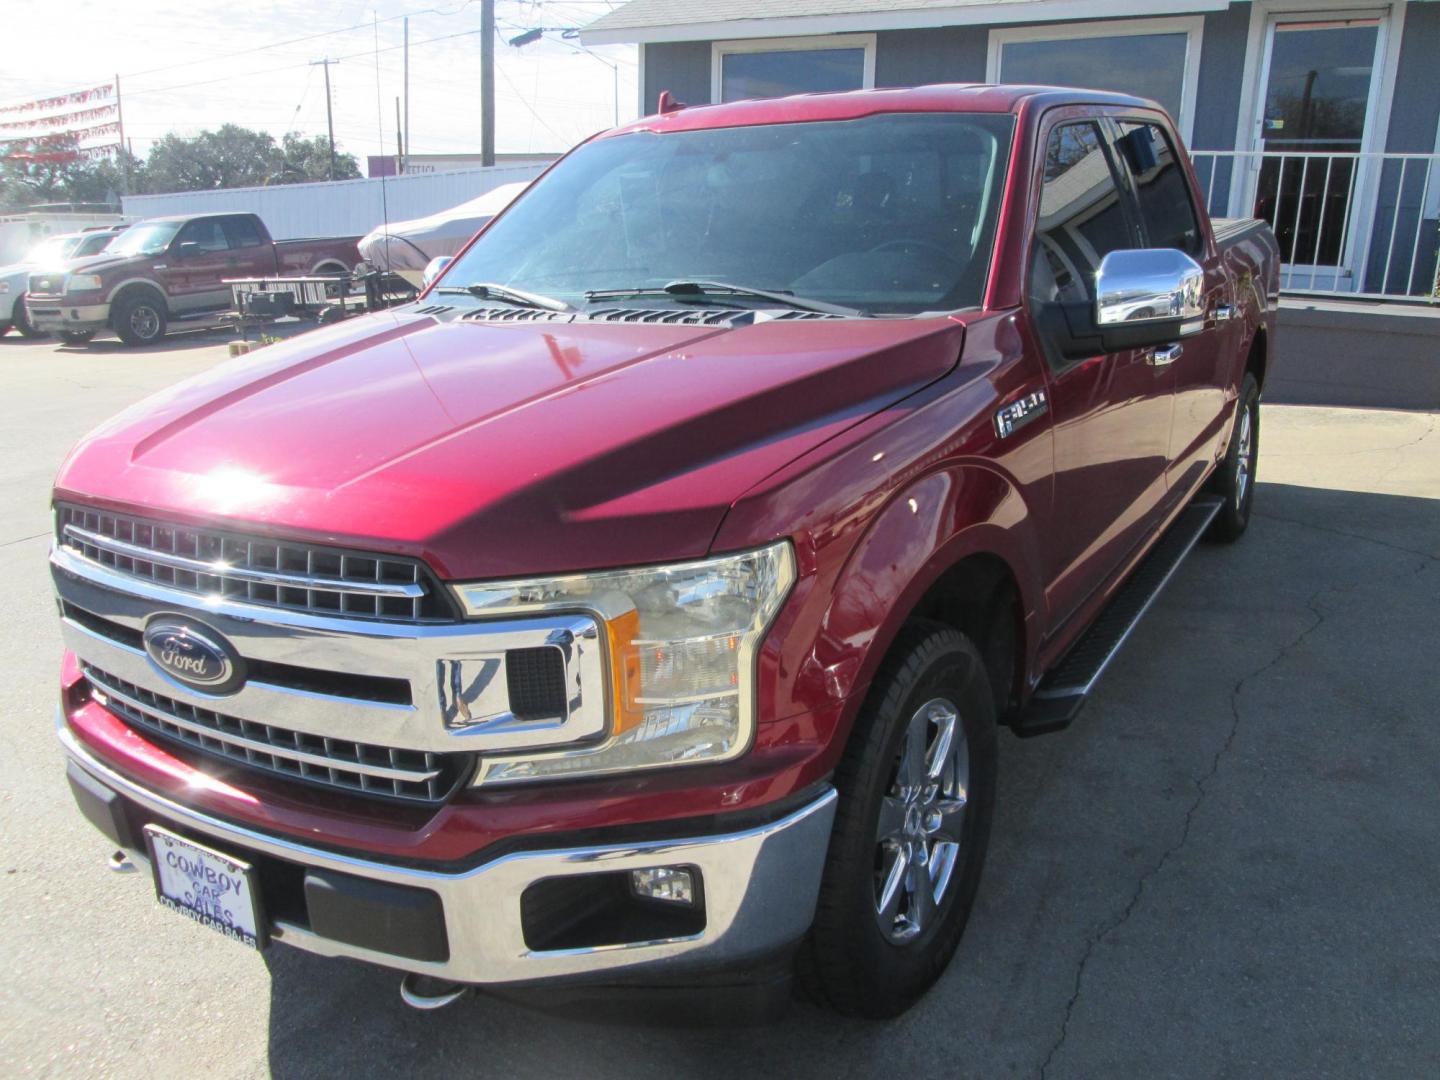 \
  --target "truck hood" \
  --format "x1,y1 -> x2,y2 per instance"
55,307 -> 965,579
56,251 -> 148,275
